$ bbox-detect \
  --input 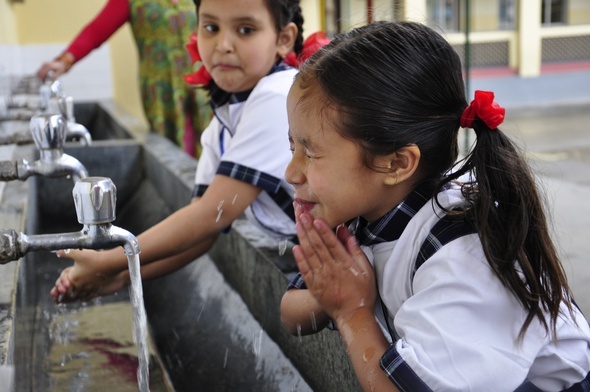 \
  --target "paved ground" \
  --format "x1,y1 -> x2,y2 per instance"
470,68 -> 590,316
